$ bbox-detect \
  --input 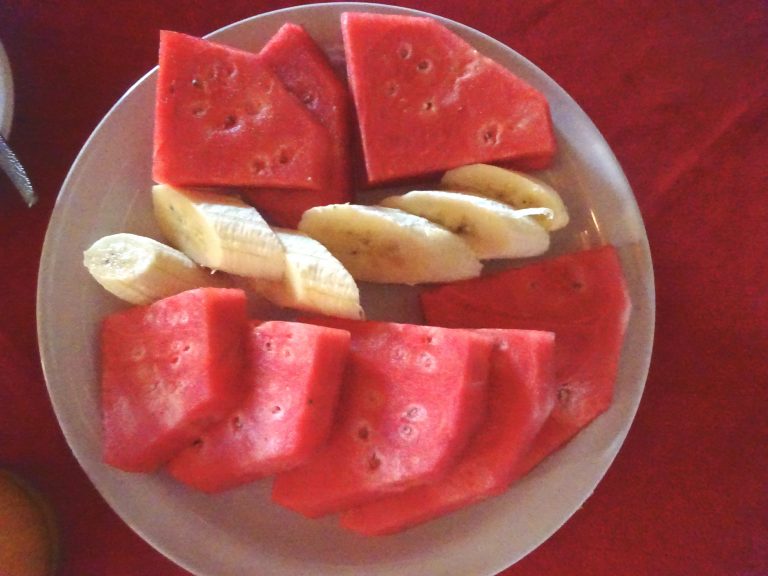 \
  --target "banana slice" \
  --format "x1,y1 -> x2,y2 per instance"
441,163 -> 569,230
251,228 -> 364,320
380,190 -> 551,260
298,204 -> 482,285
152,184 -> 285,279
83,233 -> 225,305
